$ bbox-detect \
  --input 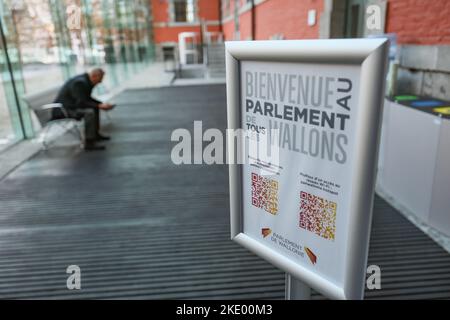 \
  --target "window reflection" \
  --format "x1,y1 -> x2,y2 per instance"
0,0 -> 154,151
